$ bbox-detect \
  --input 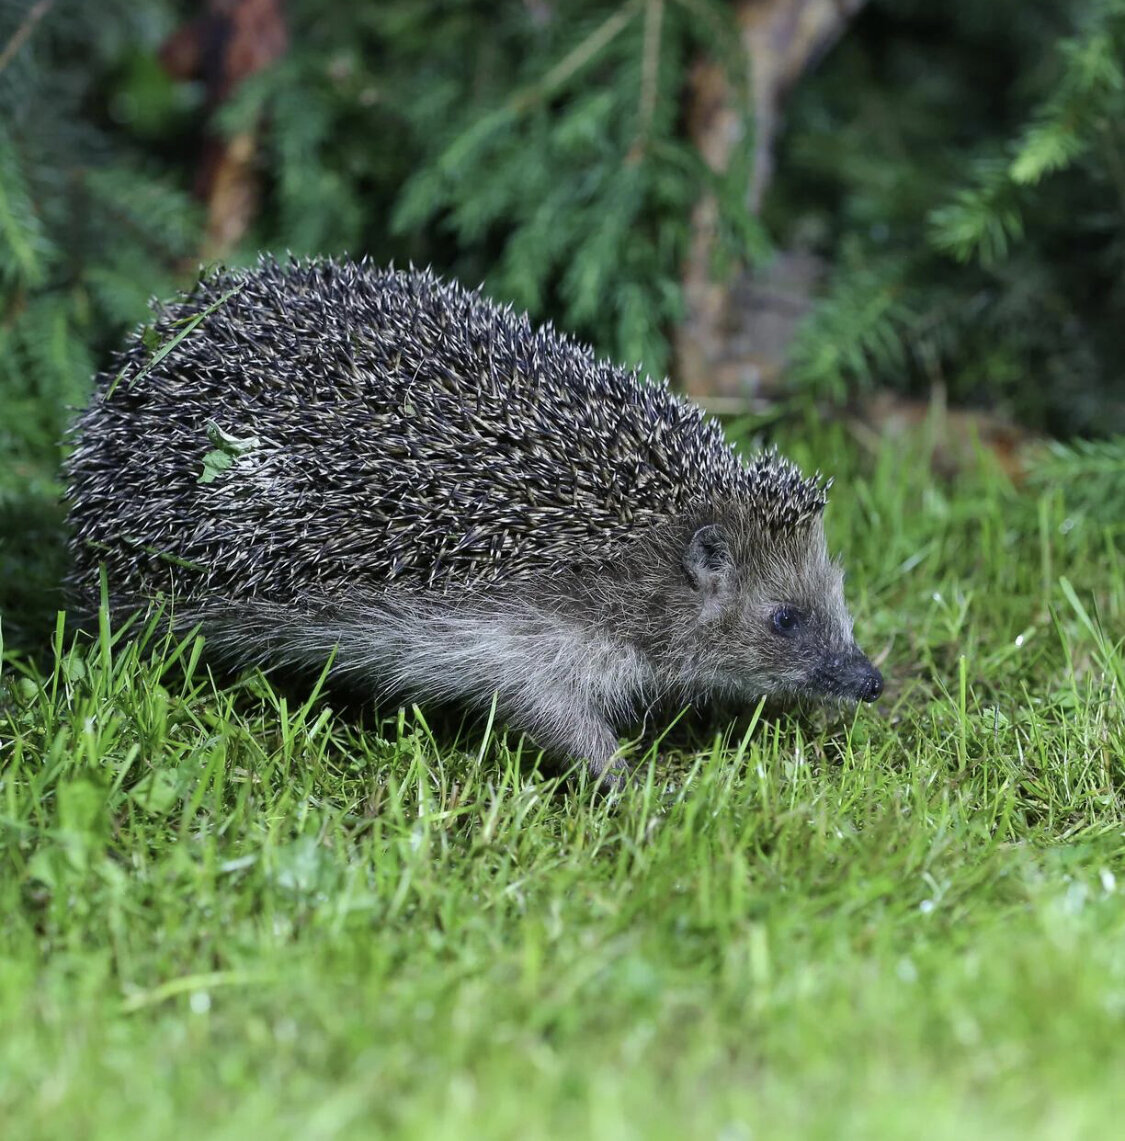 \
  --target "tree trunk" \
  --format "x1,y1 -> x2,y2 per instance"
676,0 -> 868,401
161,0 -> 288,259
